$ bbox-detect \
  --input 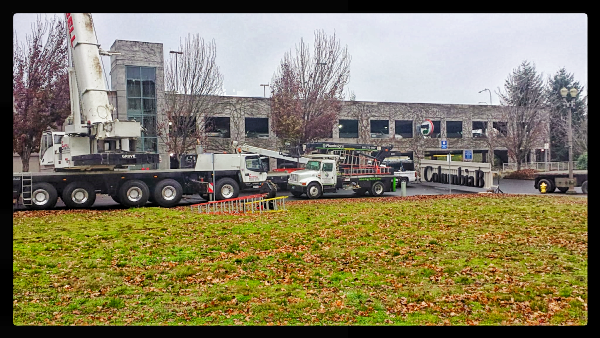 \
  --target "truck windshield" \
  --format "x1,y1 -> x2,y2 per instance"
245,157 -> 263,171
306,160 -> 321,171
